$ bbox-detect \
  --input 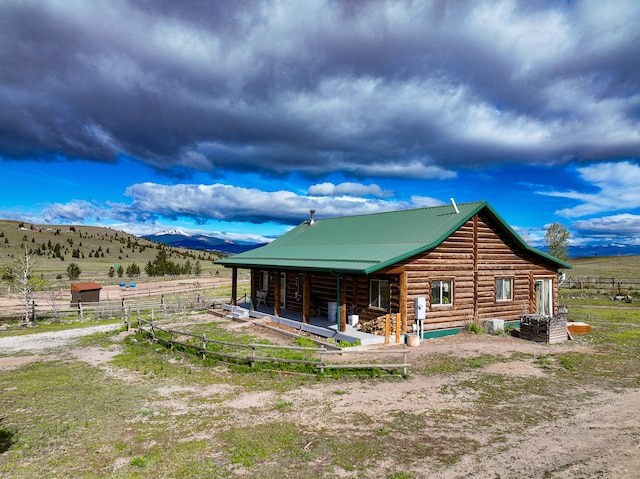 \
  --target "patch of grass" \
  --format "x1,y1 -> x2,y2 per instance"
220,421 -> 302,467
419,353 -> 510,375
465,321 -> 486,335
535,354 -> 555,371
388,473 -> 415,479
130,456 -> 149,467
